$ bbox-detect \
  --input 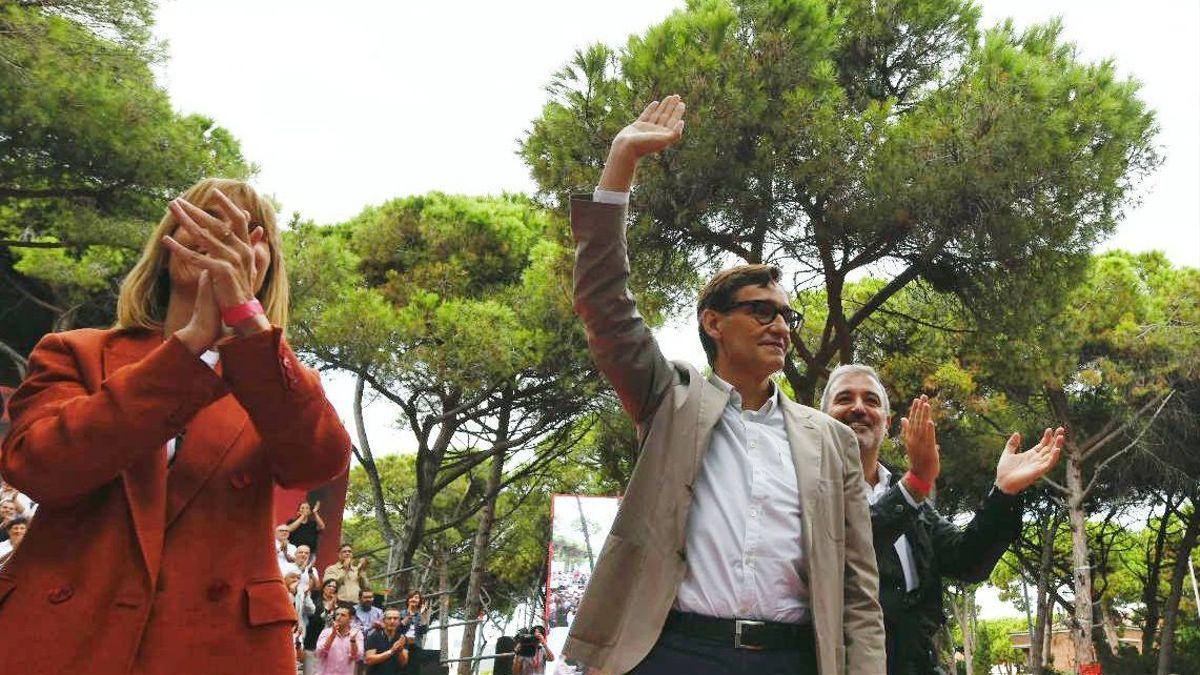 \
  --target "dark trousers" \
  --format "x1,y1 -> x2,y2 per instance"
627,625 -> 819,675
